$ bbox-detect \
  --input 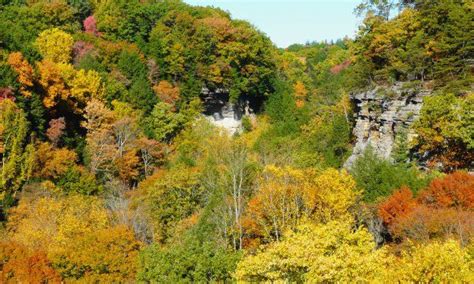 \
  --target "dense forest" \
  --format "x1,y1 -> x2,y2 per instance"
0,0 -> 473,282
